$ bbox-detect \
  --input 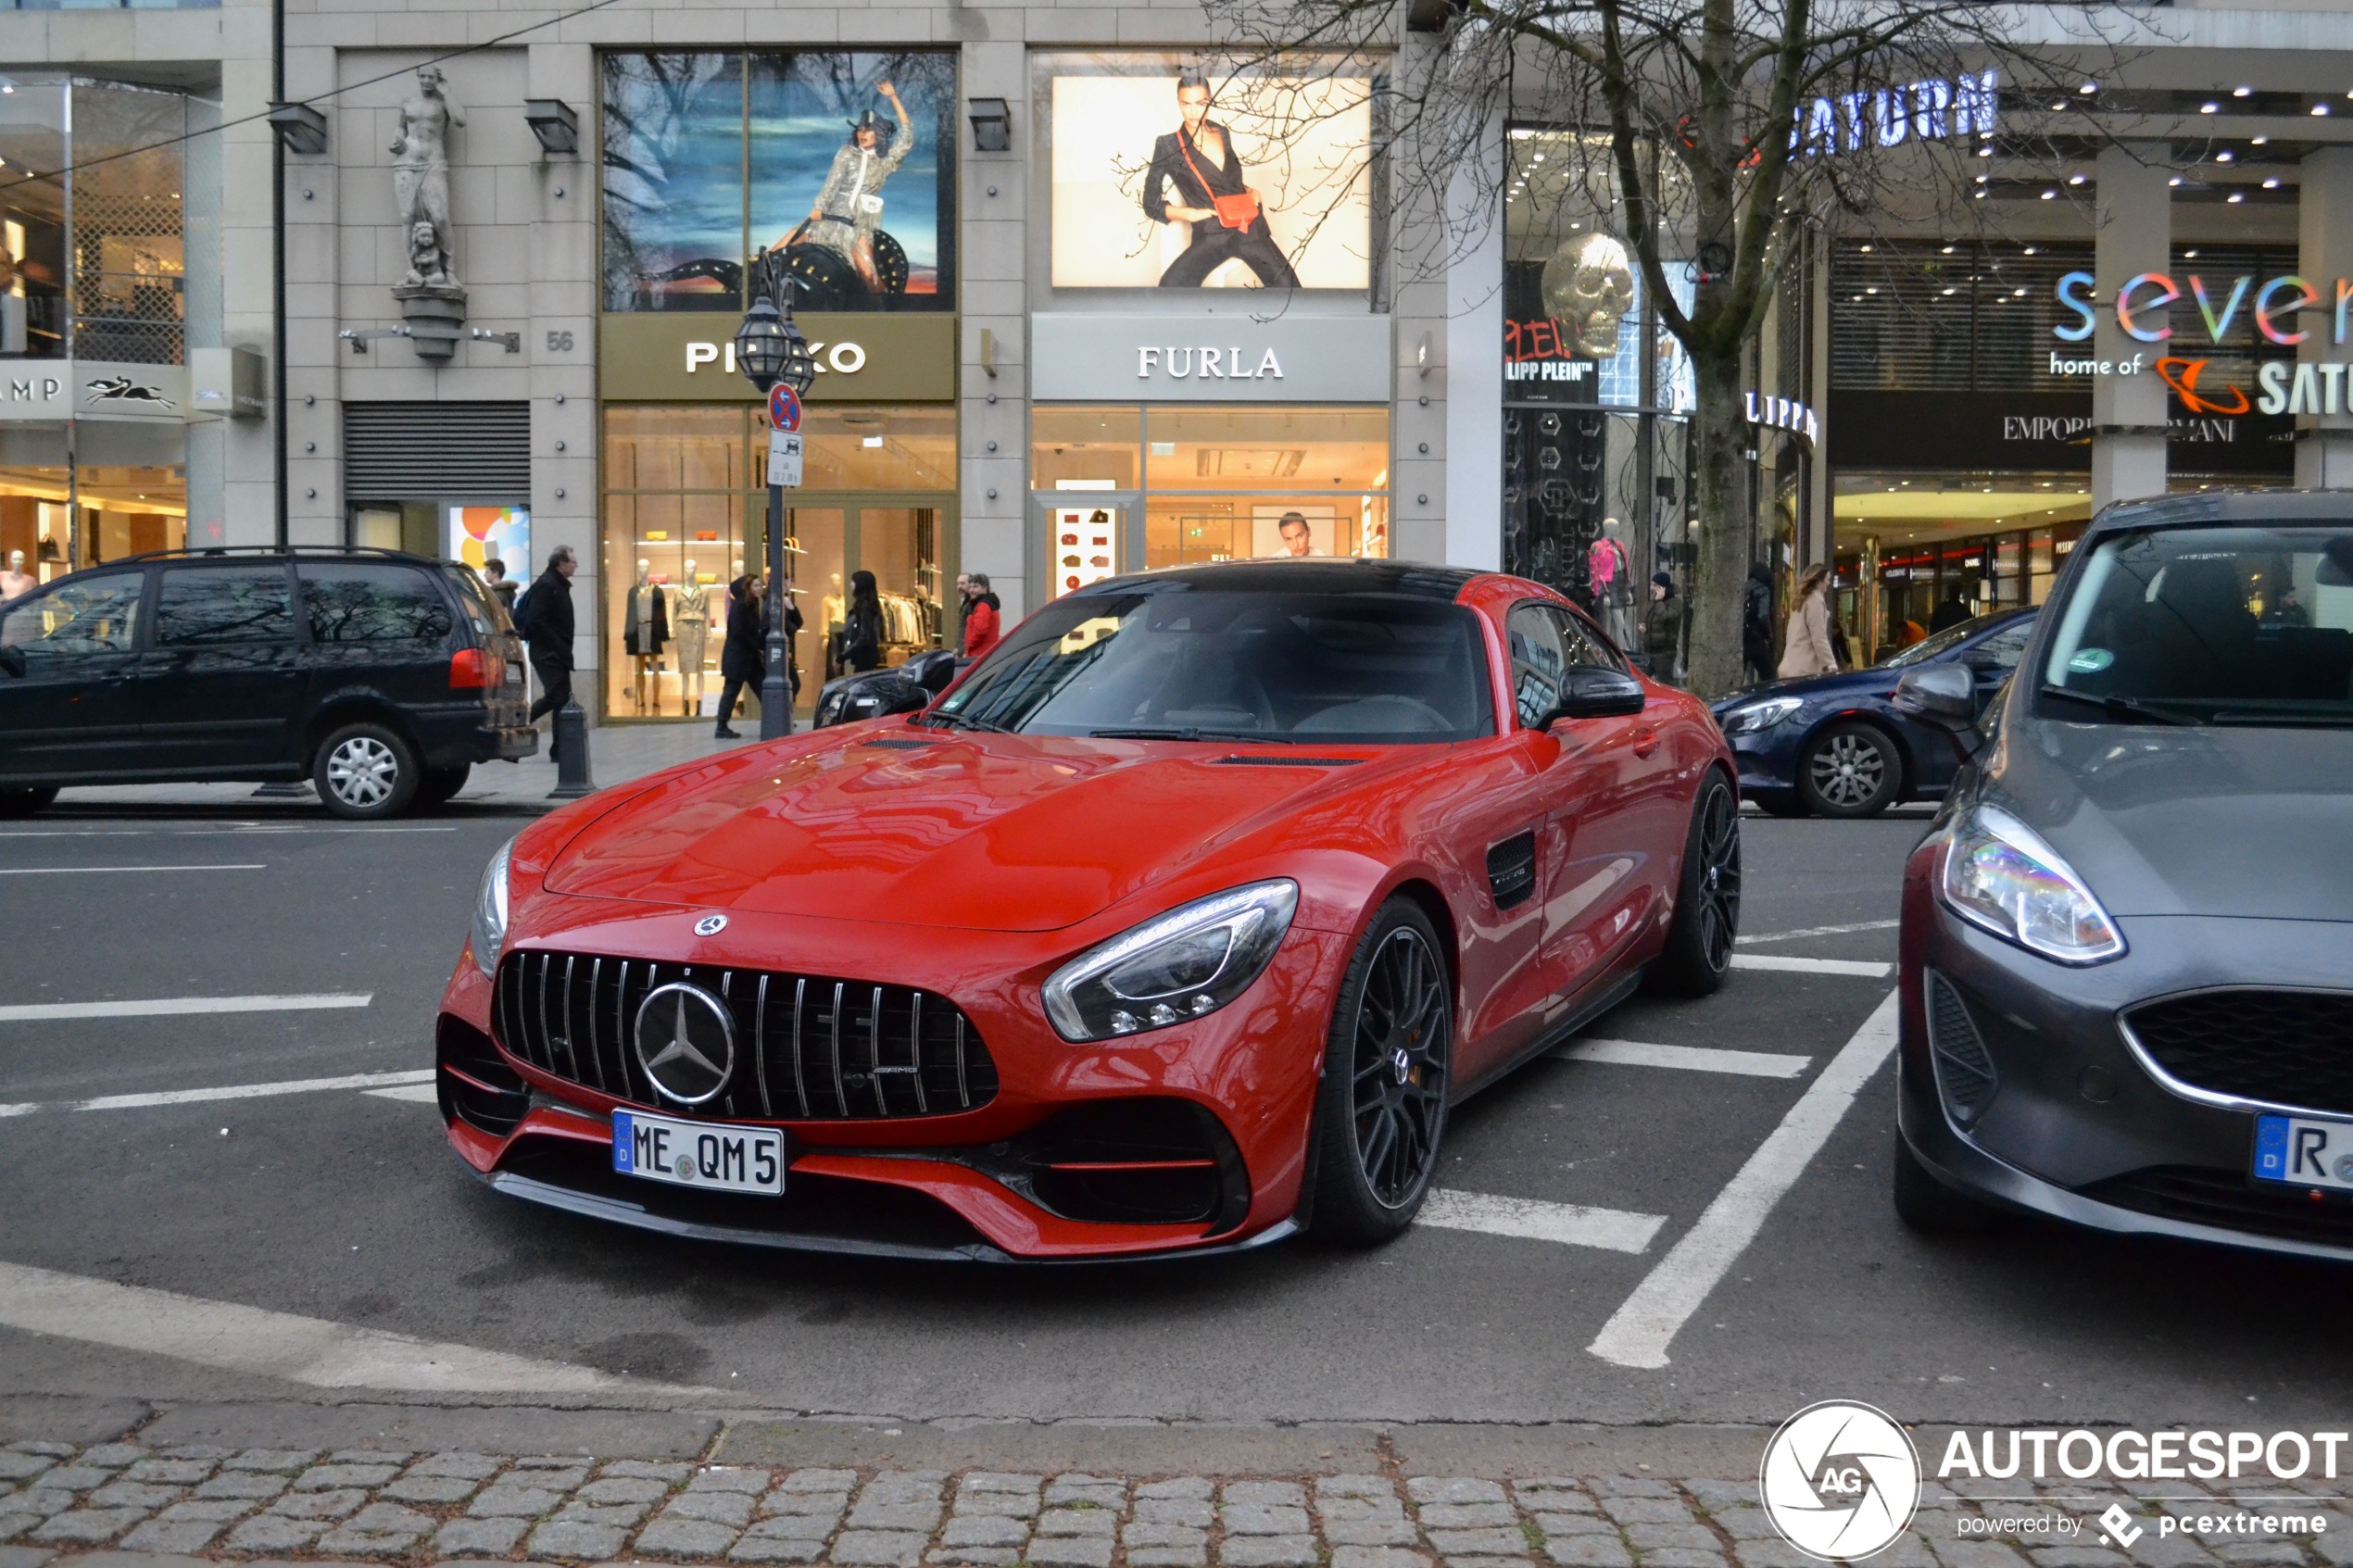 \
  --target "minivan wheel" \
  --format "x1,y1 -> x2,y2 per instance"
314,723 -> 419,819
1799,722 -> 1900,818
0,785 -> 58,819
417,763 -> 471,809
